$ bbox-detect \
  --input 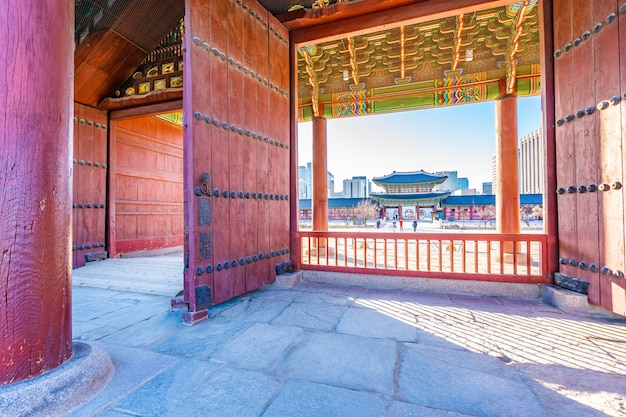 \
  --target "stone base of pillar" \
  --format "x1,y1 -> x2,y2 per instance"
0,342 -> 113,415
